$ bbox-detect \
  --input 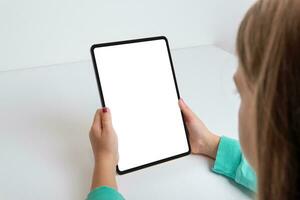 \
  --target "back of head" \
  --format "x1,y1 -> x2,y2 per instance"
237,0 -> 300,199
